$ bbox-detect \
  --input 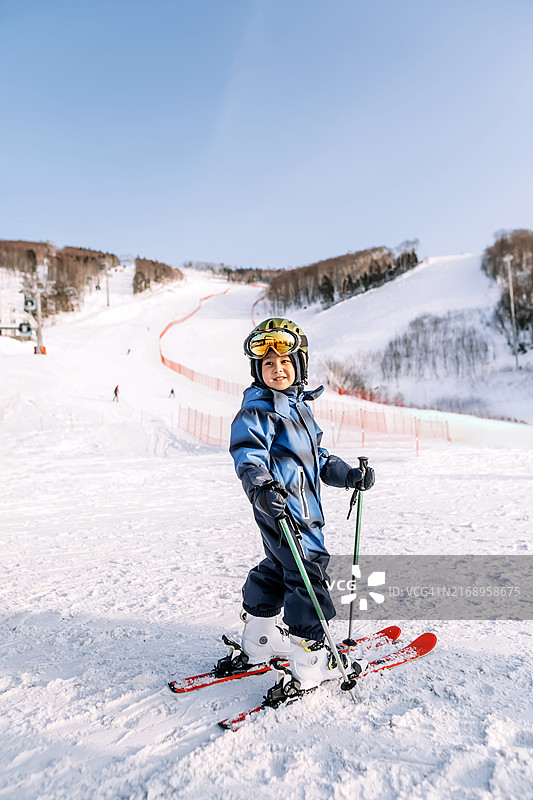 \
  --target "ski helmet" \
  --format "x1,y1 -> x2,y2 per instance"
244,318 -> 308,386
